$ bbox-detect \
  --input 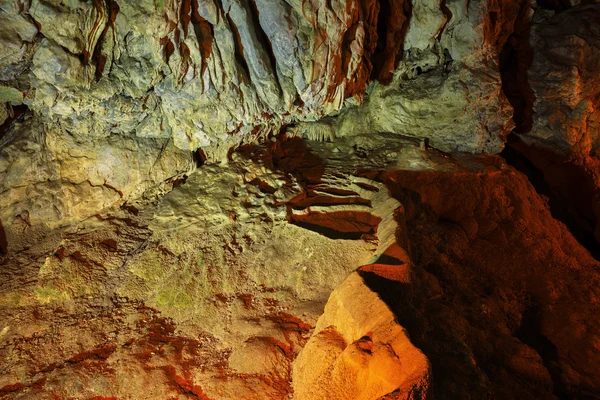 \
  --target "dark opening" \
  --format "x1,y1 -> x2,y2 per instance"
501,139 -> 600,260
